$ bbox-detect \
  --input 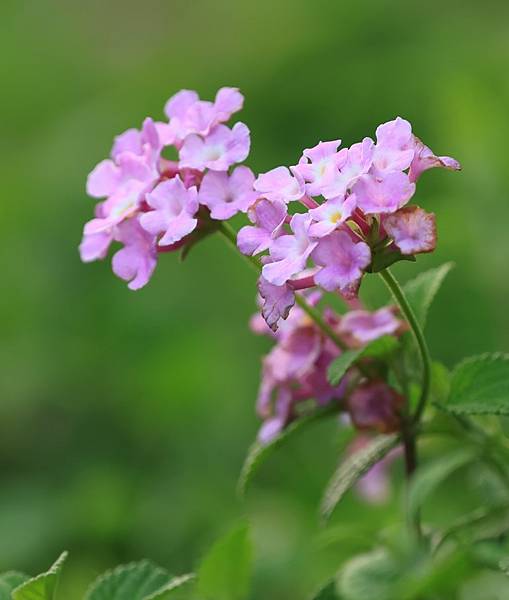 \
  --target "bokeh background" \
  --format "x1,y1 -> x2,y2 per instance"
1,0 -> 509,597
